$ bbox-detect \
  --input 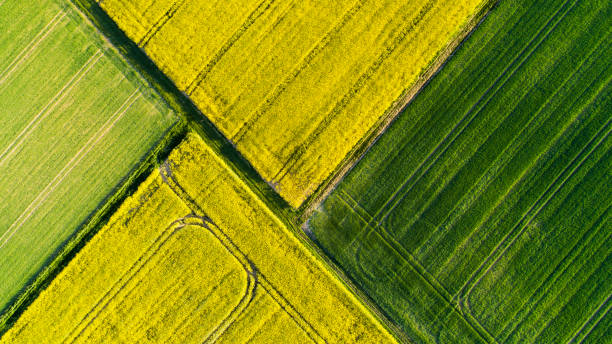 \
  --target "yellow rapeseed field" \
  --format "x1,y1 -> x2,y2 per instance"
1,133 -> 395,343
98,0 -> 488,207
